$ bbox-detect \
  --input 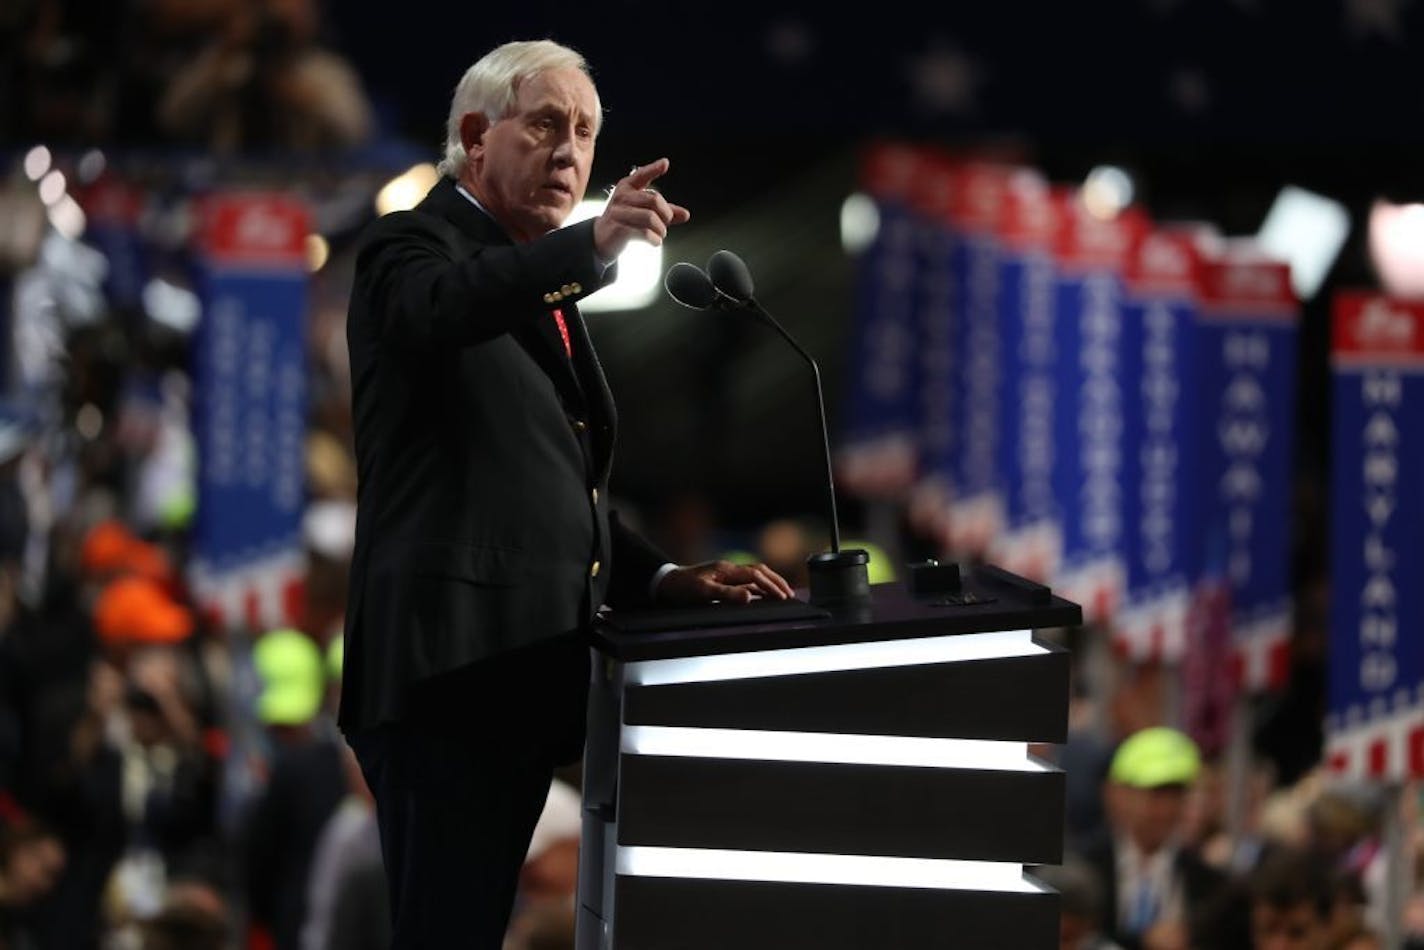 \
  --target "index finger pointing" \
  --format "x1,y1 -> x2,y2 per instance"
625,157 -> 671,191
